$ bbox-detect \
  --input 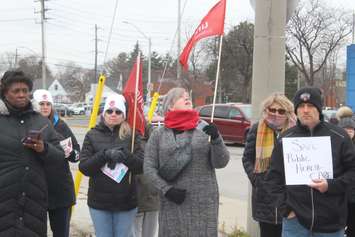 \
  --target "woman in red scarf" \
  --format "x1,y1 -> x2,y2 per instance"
144,87 -> 230,237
